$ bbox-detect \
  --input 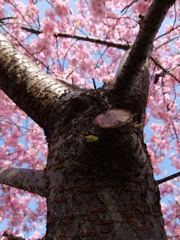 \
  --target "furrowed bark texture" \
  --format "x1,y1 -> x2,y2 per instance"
1,52 -> 166,238
0,31 -> 79,131
42,54 -> 166,239
0,0 -> 175,239
0,167 -> 45,197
